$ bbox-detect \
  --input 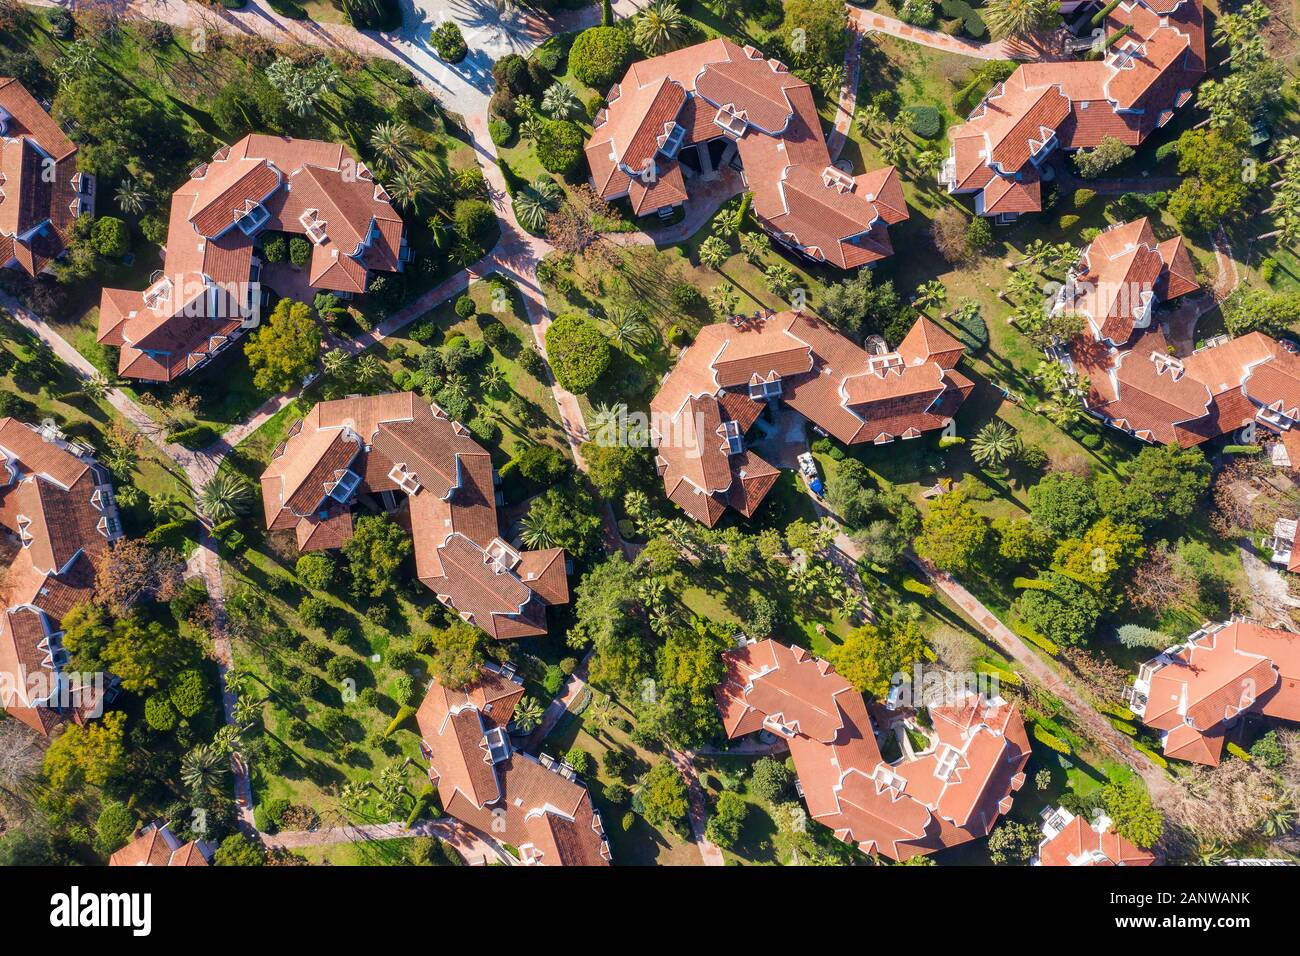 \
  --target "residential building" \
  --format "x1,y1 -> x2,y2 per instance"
259,393 -> 568,640
1266,517 -> 1300,575
1056,218 -> 1198,347
109,823 -> 210,866
98,133 -> 408,382
584,38 -> 908,267
1124,619 -> 1300,766
0,77 -> 94,277
650,309 -> 972,525
415,662 -> 611,866
1033,805 -> 1156,866
0,418 -> 121,735
940,0 -> 1205,221
1067,327 -> 1300,447
715,639 -> 1030,861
